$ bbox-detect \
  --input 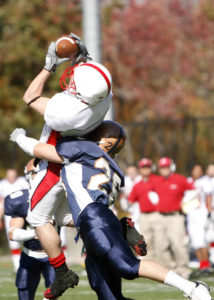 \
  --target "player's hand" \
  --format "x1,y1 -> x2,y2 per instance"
44,42 -> 69,72
10,128 -> 26,142
120,217 -> 148,256
69,33 -> 92,66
